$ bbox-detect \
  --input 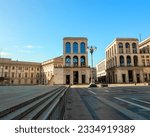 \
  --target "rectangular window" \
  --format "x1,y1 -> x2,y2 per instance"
31,73 -> 34,78
4,72 -> 8,77
12,72 -> 15,78
5,66 -> 8,70
19,73 -> 21,78
25,73 -> 28,78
